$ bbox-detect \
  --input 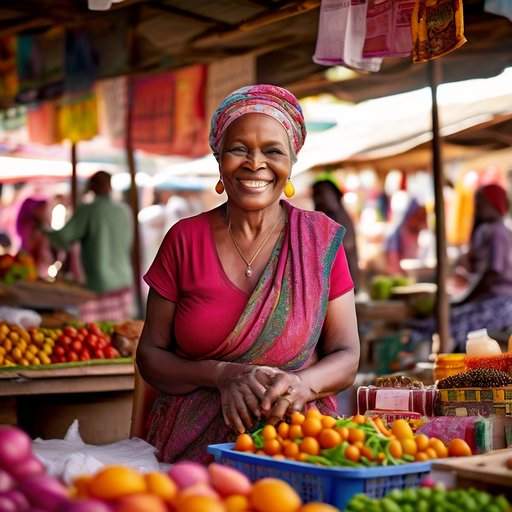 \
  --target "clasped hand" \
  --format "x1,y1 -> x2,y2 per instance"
216,363 -> 313,433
